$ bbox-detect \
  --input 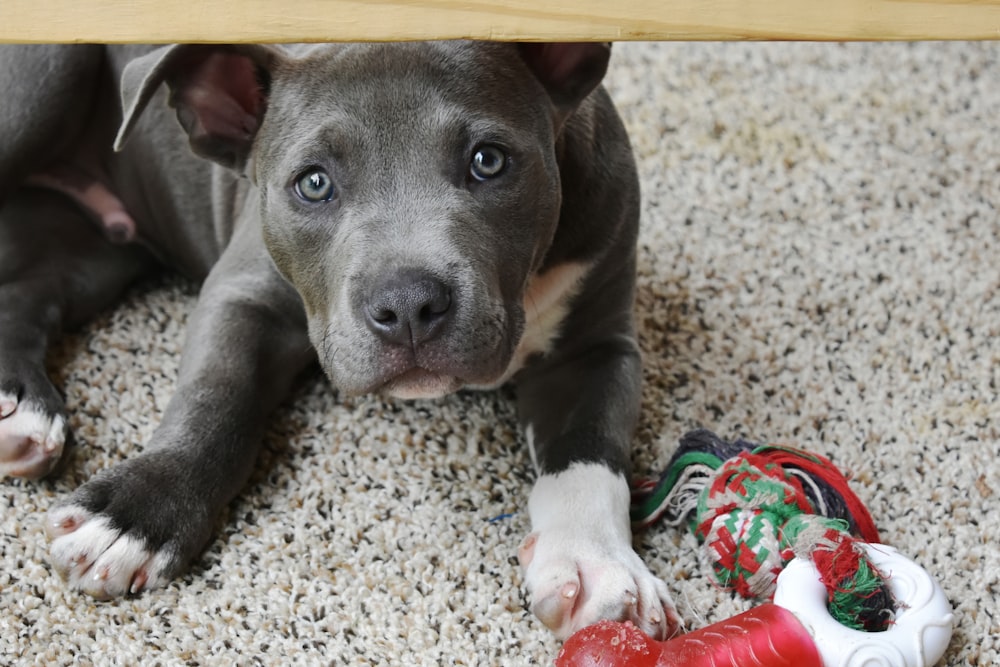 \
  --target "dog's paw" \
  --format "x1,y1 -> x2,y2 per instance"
521,463 -> 683,641
46,505 -> 178,598
0,382 -> 68,479
519,530 -> 681,641
46,451 -> 210,599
